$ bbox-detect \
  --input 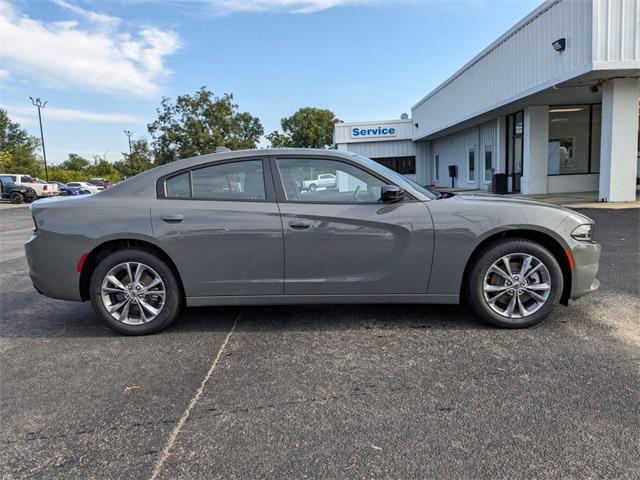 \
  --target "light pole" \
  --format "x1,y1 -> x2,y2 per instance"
124,130 -> 133,155
29,97 -> 49,182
